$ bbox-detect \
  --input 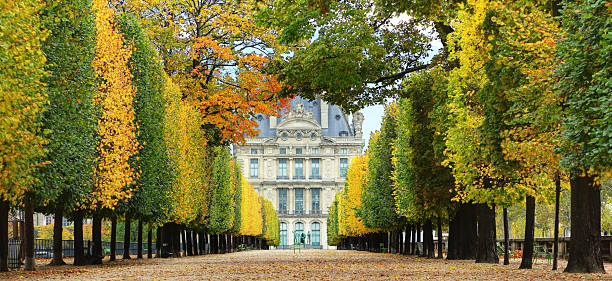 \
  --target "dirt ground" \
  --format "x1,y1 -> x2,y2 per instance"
0,250 -> 611,280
